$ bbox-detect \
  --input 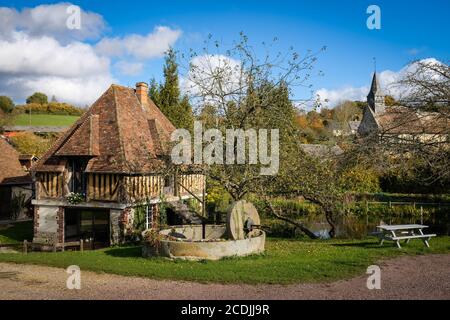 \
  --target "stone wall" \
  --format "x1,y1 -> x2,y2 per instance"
33,205 -> 64,244
358,106 -> 379,136
110,209 -> 122,245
